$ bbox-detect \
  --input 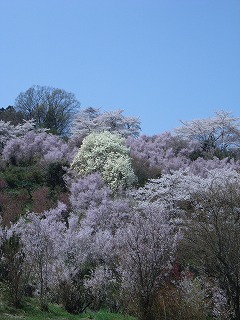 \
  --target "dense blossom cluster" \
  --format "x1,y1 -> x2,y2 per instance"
71,107 -> 141,139
127,131 -> 240,179
2,131 -> 75,165
0,119 -> 39,152
1,110 -> 240,319
71,131 -> 137,190
175,110 -> 240,157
